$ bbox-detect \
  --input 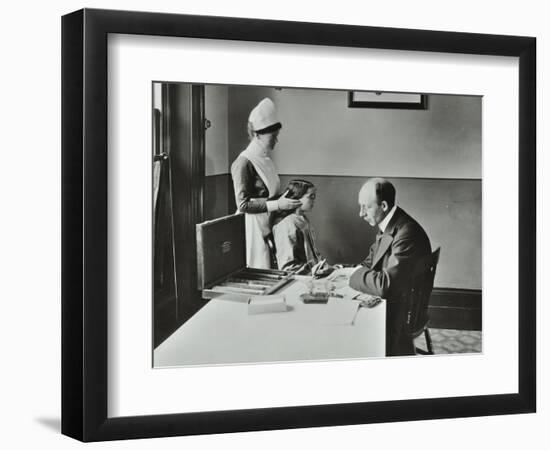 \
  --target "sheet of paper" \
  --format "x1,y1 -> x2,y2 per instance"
327,267 -> 382,303
334,285 -> 362,299
326,266 -> 360,289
